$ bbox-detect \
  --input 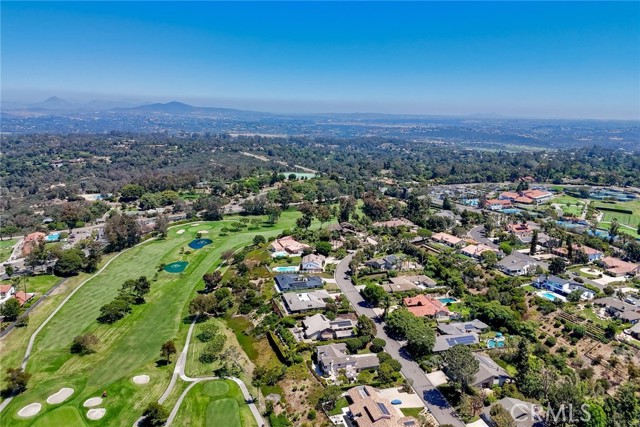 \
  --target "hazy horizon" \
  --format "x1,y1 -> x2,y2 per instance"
2,2 -> 639,120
